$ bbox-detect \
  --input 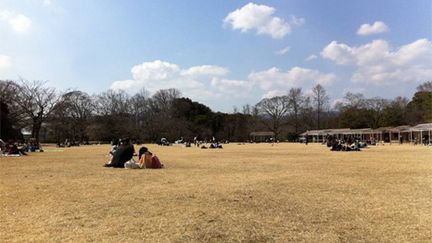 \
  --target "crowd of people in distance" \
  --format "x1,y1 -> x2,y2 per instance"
57,139 -> 82,147
0,138 -> 43,156
157,136 -> 228,149
158,137 -> 171,146
325,134 -> 367,152
194,136 -> 224,149
104,135 -> 231,169
104,138 -> 164,169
